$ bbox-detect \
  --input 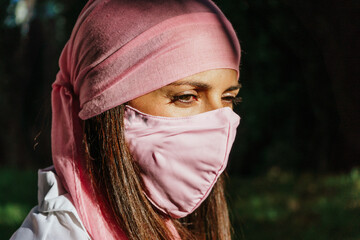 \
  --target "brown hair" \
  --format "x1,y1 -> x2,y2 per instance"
83,104 -> 232,239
